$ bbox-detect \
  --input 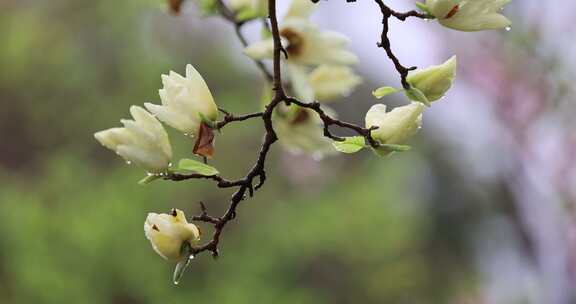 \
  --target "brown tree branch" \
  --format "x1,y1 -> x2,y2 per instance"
372,0 -> 430,89
166,0 -> 430,259
285,97 -> 380,147
215,110 -> 264,129
181,0 -> 285,258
